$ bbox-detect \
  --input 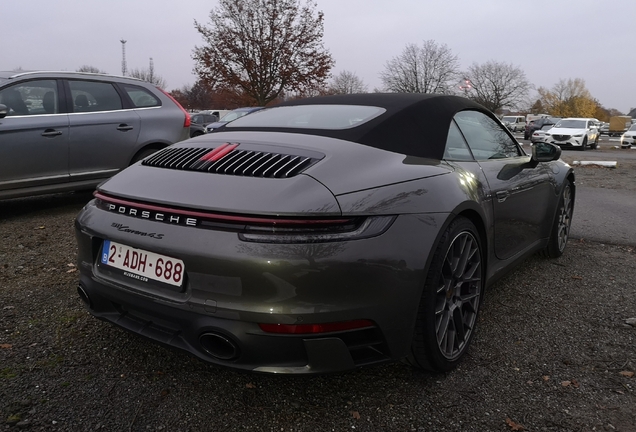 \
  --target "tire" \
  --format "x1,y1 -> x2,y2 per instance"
591,135 -> 599,149
408,217 -> 483,372
540,181 -> 574,258
580,137 -> 587,151
130,148 -> 160,165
